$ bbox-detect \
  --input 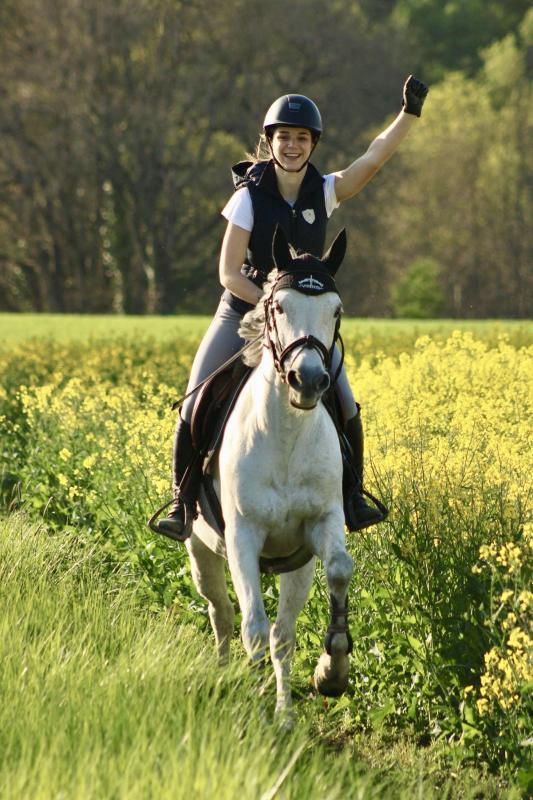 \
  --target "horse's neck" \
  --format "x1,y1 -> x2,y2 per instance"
251,357 -> 319,439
